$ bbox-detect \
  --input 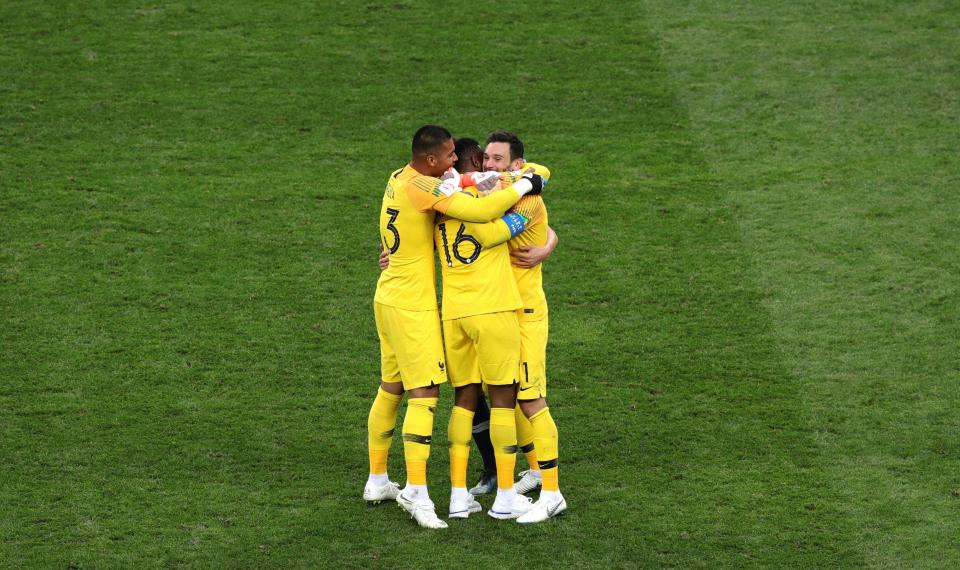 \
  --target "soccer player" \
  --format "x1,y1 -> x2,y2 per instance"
471,130 -> 566,523
467,172 -> 559,496
365,125 -> 543,529
435,138 -> 542,520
